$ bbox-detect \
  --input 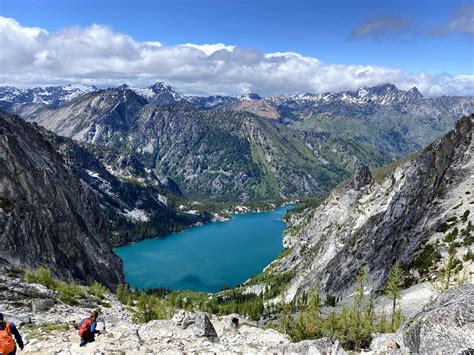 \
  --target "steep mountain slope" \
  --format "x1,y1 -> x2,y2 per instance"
0,112 -> 123,288
248,115 -> 473,302
20,88 -> 388,201
48,137 -> 201,246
